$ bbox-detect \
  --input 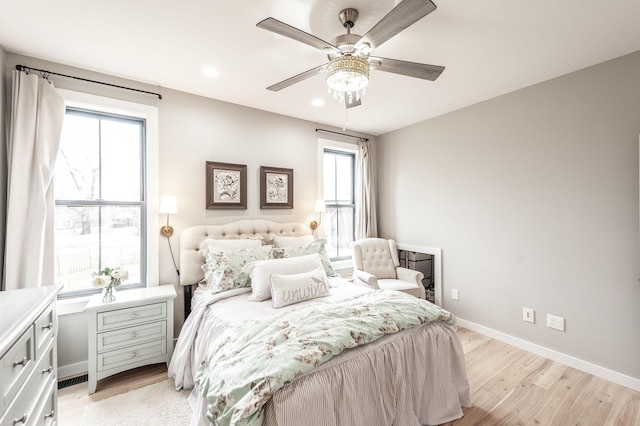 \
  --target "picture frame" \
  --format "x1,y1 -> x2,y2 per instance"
206,161 -> 247,210
260,166 -> 293,209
